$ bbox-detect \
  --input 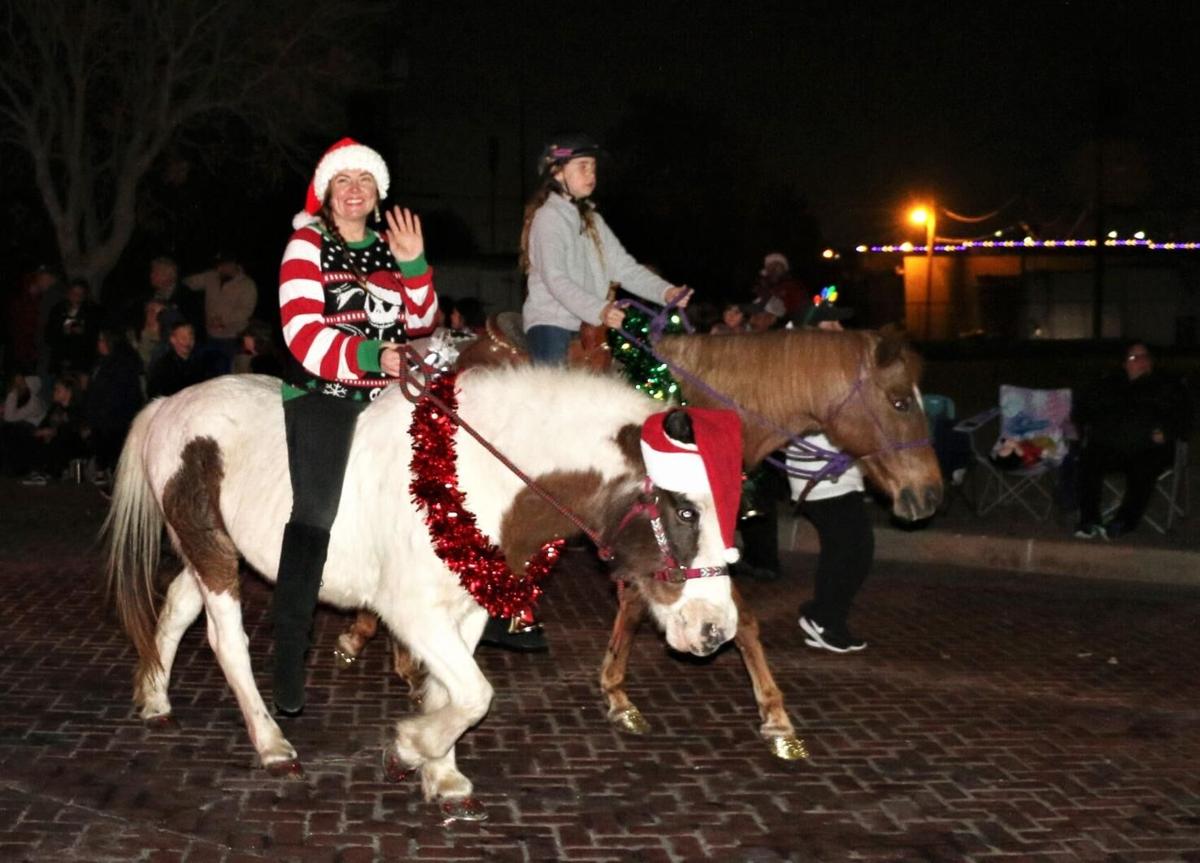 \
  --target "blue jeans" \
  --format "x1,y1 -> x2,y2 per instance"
526,325 -> 575,366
